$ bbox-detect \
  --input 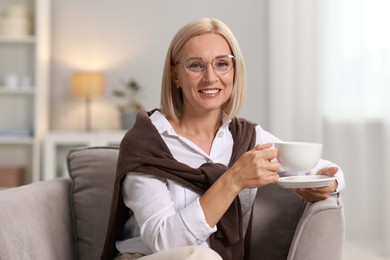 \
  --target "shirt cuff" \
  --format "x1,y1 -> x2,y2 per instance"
308,160 -> 345,194
334,170 -> 345,193
179,198 -> 217,242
